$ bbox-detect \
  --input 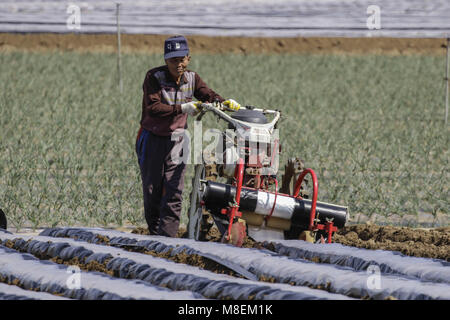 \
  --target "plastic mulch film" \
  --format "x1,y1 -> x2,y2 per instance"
0,230 -> 352,300
40,228 -> 450,300
267,240 -> 450,284
0,282 -> 70,300
0,245 -> 203,300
